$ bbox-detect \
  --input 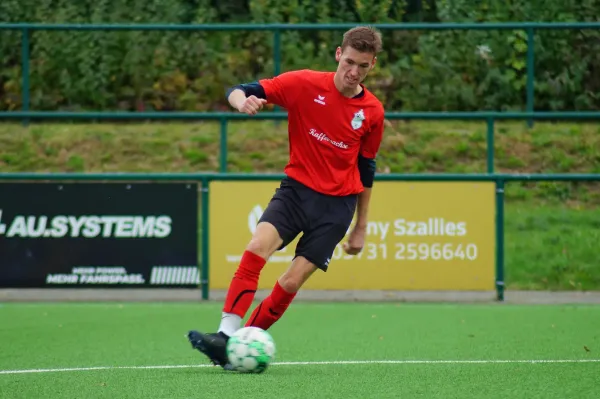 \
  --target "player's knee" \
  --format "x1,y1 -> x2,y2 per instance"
245,222 -> 283,259
278,273 -> 303,293
278,257 -> 317,293
245,238 -> 270,259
